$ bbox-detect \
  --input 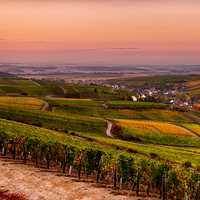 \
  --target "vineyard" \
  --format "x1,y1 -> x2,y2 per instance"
107,101 -> 168,110
0,78 -> 199,199
113,119 -> 200,147
183,124 -> 200,136
0,119 -> 199,199
116,119 -> 192,136
46,97 -> 190,123
0,96 -> 46,110
0,78 -> 64,96
0,106 -> 107,134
